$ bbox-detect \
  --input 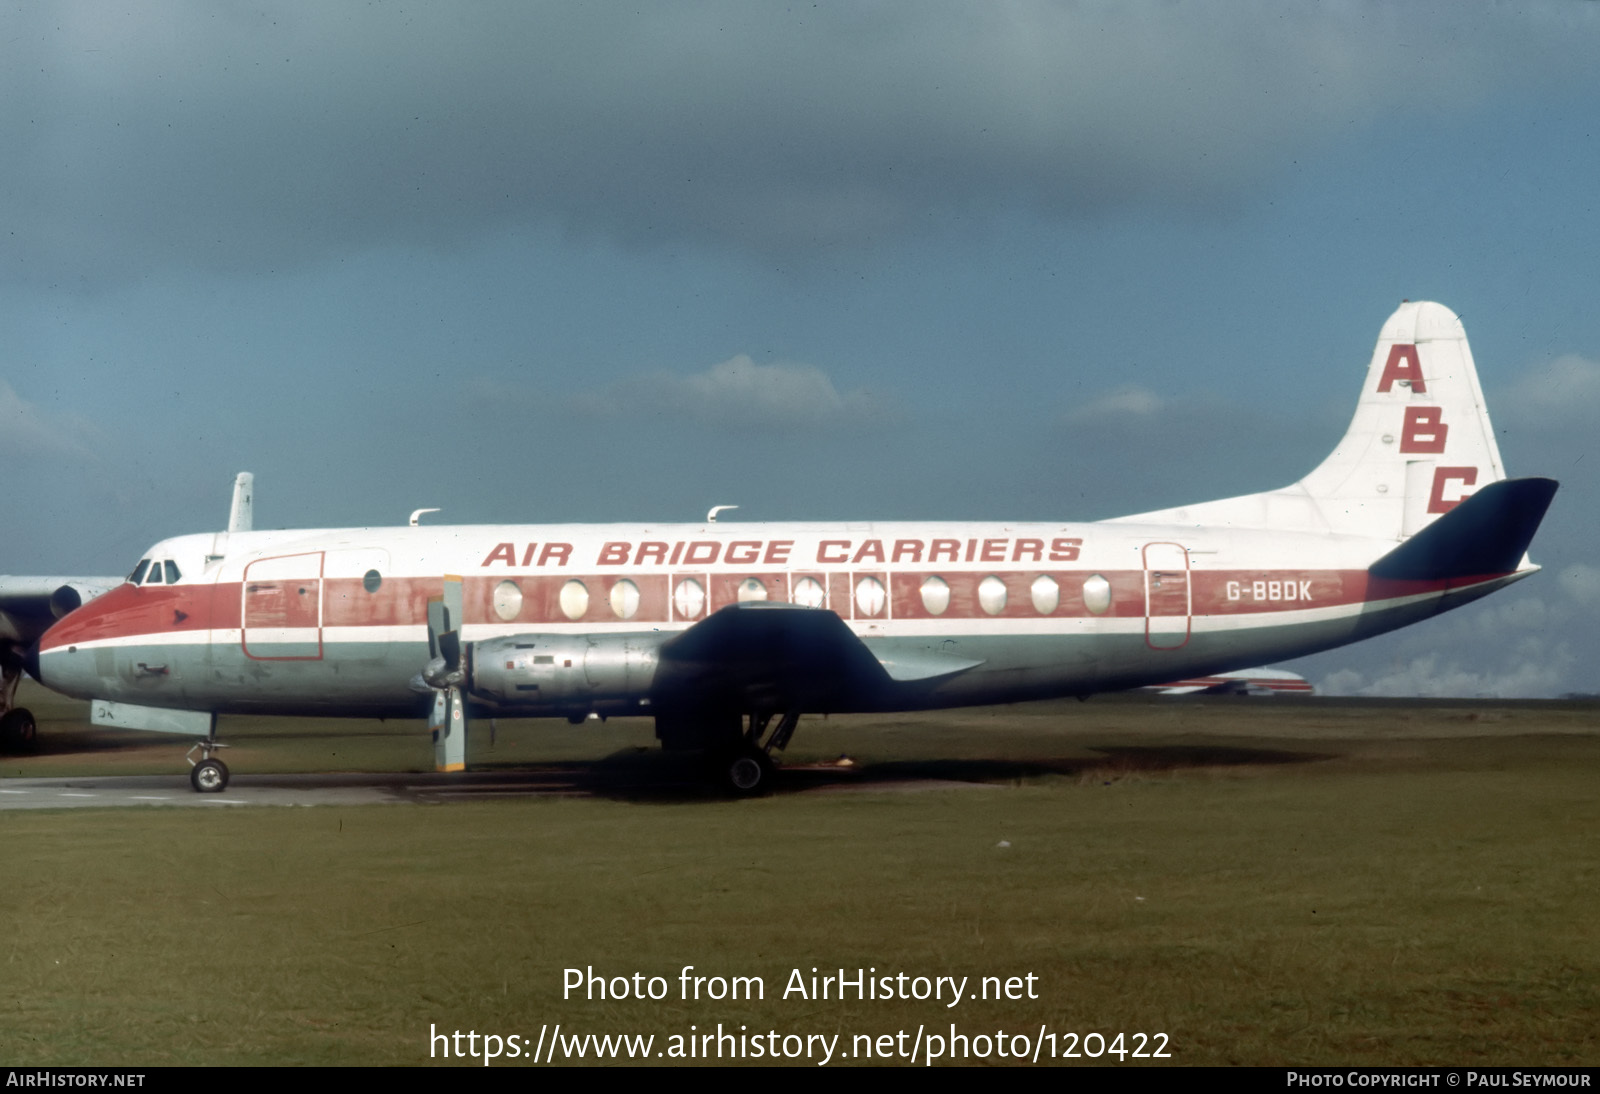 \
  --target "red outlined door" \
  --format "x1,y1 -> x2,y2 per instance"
1143,542 -> 1191,650
243,552 -> 324,660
